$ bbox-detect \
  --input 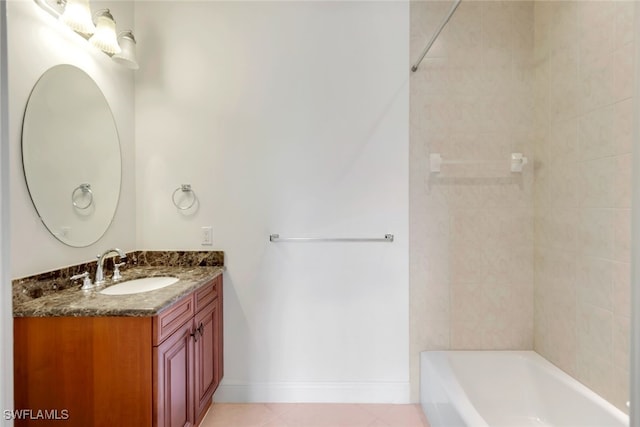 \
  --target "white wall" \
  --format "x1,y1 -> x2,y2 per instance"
135,1 -> 410,403
1,0 -> 14,422
7,0 -> 136,278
